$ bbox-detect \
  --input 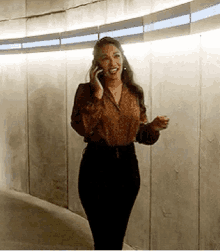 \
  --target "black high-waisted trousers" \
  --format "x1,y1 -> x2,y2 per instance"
78,142 -> 140,250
